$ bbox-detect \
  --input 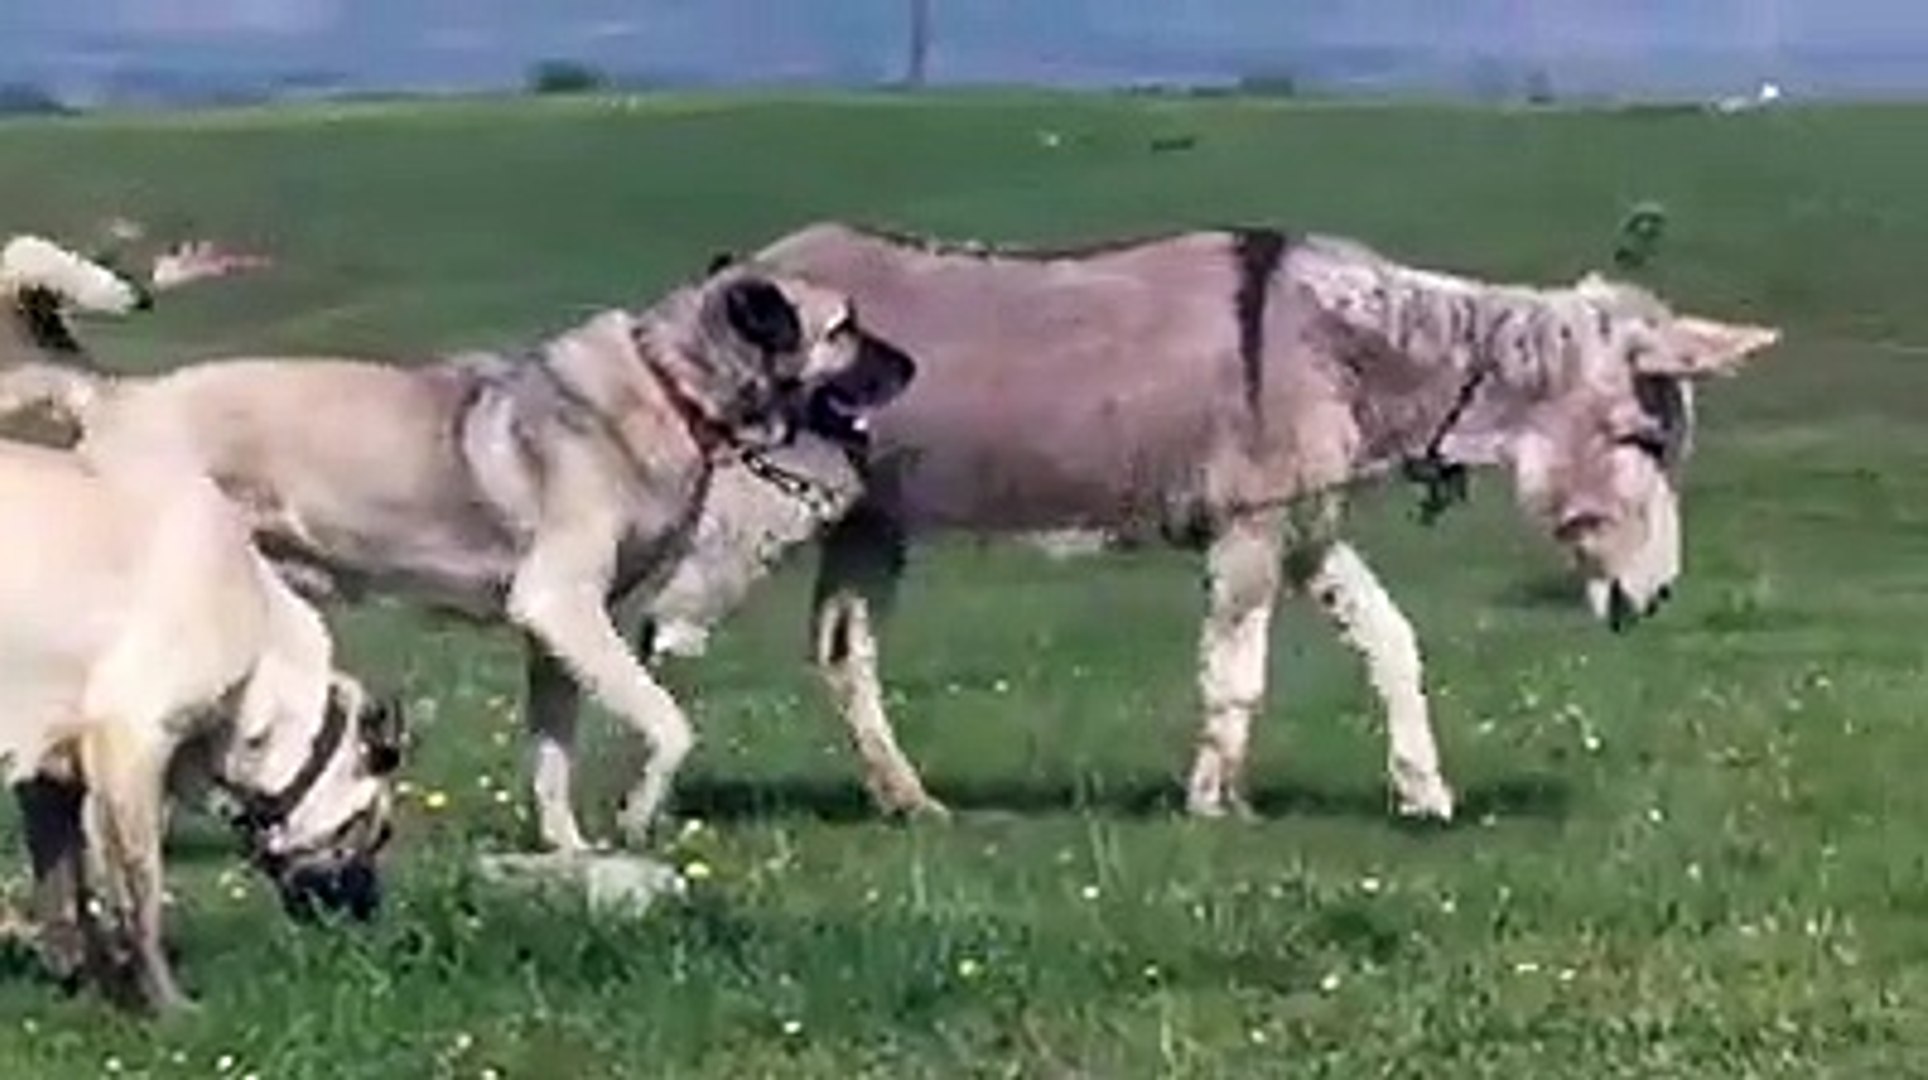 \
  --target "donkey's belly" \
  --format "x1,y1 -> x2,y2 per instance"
872,421 -> 1212,536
